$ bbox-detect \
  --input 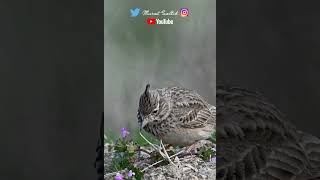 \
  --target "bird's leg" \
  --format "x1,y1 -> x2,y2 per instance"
164,144 -> 173,150
185,139 -> 214,154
